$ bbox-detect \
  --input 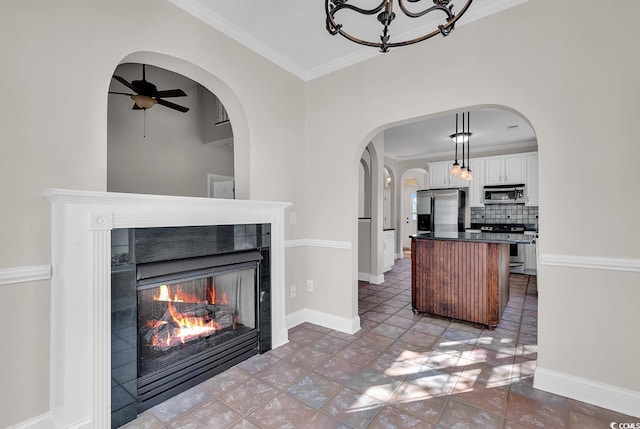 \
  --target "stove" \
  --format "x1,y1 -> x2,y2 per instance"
473,224 -> 526,274
478,224 -> 526,233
